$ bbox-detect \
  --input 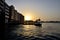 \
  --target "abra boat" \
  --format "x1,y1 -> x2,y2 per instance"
34,19 -> 42,26
34,21 -> 42,26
